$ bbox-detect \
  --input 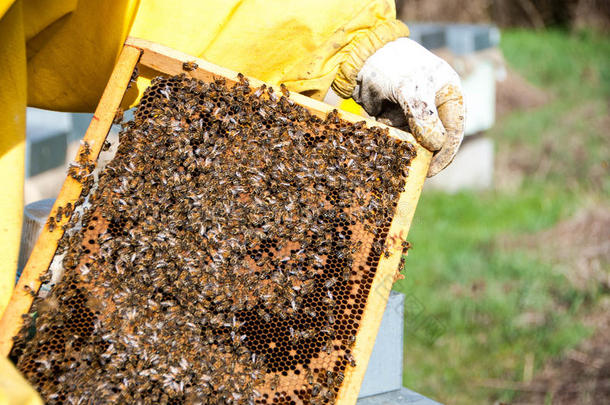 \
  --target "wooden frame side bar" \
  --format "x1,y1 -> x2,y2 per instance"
0,45 -> 141,356
336,150 -> 431,404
